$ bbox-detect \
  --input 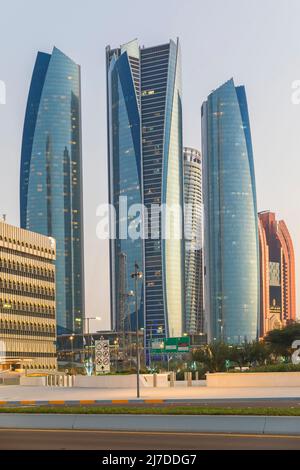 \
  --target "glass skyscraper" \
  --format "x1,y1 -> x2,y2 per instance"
183,147 -> 204,334
106,39 -> 184,345
20,47 -> 84,335
201,78 -> 259,344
